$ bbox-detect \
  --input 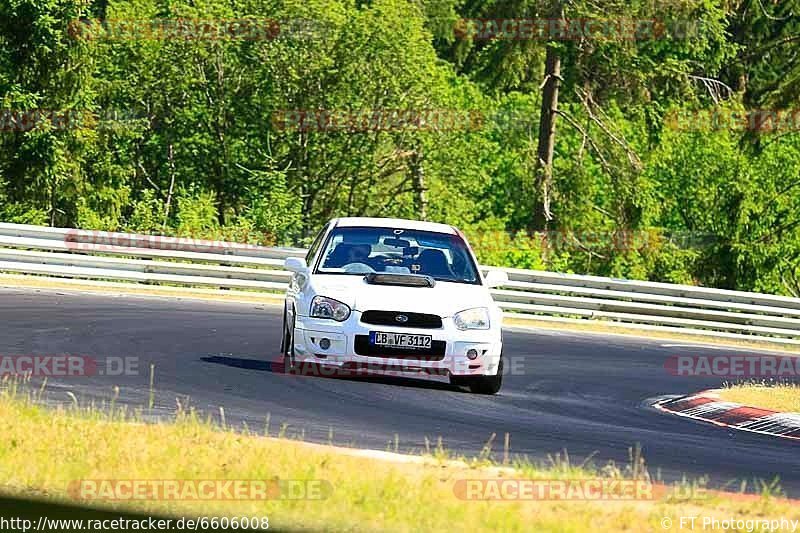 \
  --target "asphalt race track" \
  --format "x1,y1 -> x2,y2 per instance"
2,286 -> 798,495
